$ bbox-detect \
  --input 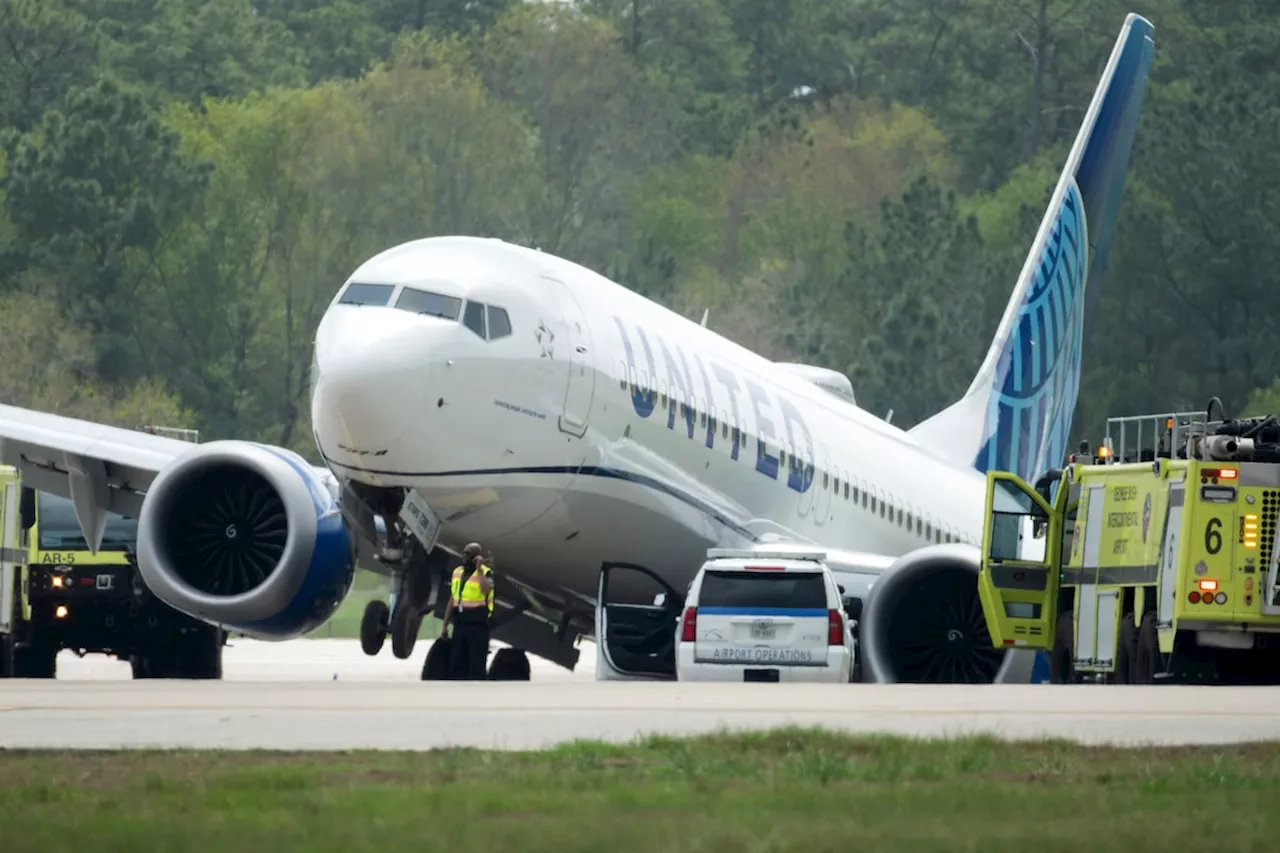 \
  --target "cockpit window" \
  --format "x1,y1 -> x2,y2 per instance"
338,282 -> 394,306
462,300 -> 486,338
487,306 -> 512,339
395,287 -> 463,320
